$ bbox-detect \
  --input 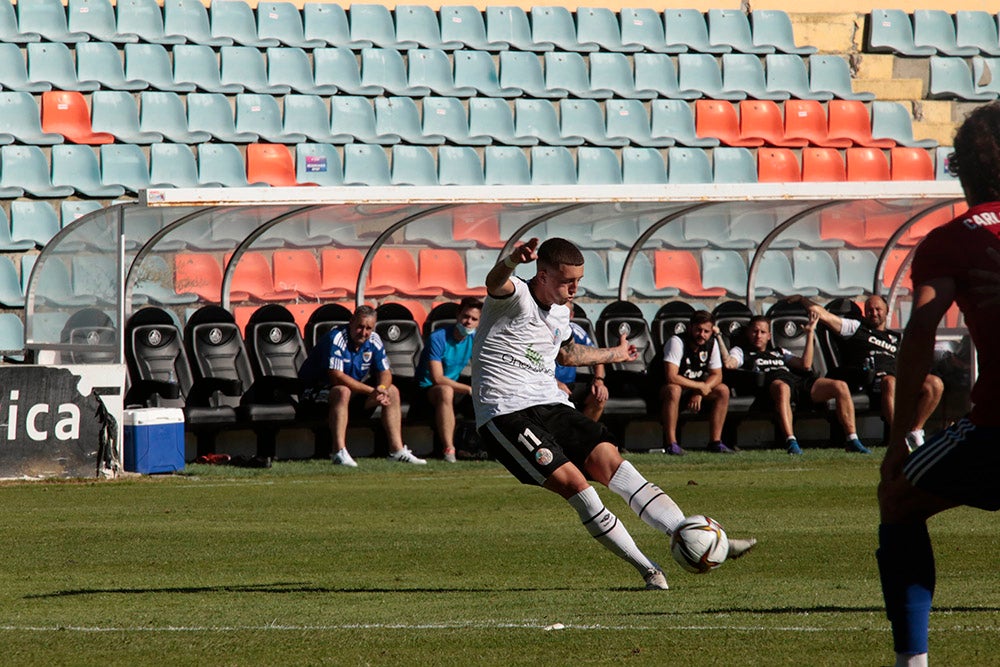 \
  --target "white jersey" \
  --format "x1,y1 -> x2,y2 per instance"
472,277 -> 573,427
